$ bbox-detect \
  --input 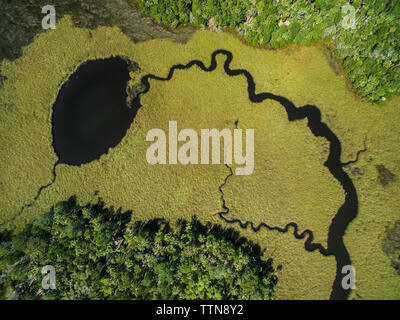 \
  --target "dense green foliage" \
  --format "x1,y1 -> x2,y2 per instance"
137,0 -> 400,102
1,1 -> 397,102
382,220 -> 400,275
0,197 -> 277,300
